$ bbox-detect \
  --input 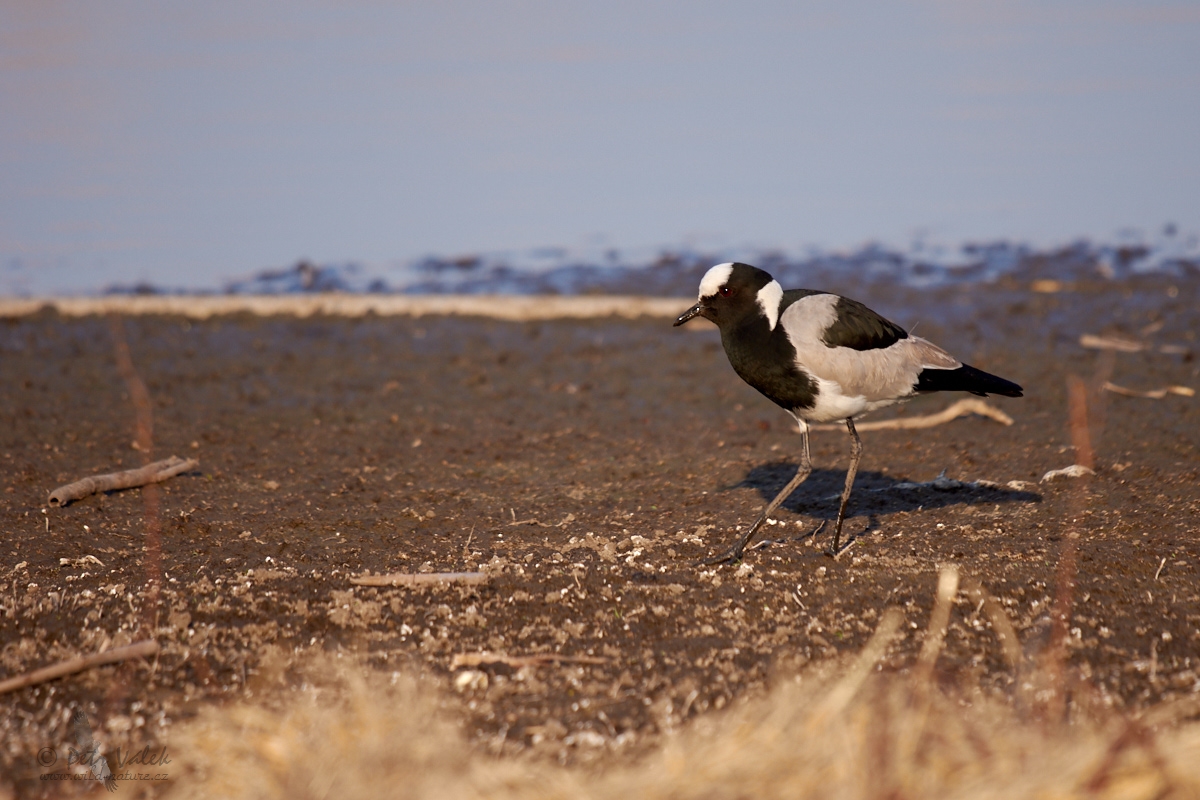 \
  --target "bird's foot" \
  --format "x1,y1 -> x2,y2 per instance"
697,534 -> 780,566
698,548 -> 744,568
824,535 -> 856,560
